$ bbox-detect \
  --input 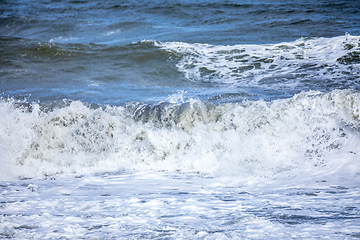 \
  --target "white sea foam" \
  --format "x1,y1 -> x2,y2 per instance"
155,35 -> 360,90
49,36 -> 80,43
1,169 -> 359,239
1,89 -> 360,183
